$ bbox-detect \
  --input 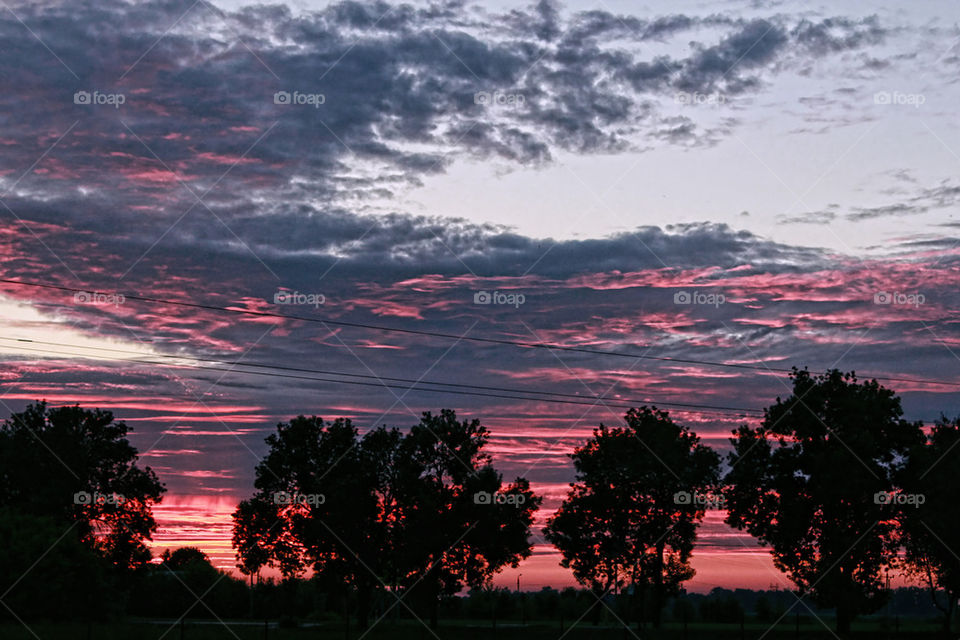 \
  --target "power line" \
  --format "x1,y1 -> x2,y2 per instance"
0,339 -> 763,417
0,277 -> 956,390
0,337 -> 763,415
